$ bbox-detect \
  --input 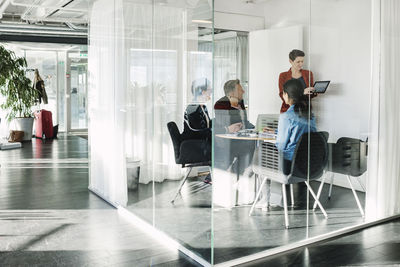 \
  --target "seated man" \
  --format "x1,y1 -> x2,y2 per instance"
214,79 -> 255,178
